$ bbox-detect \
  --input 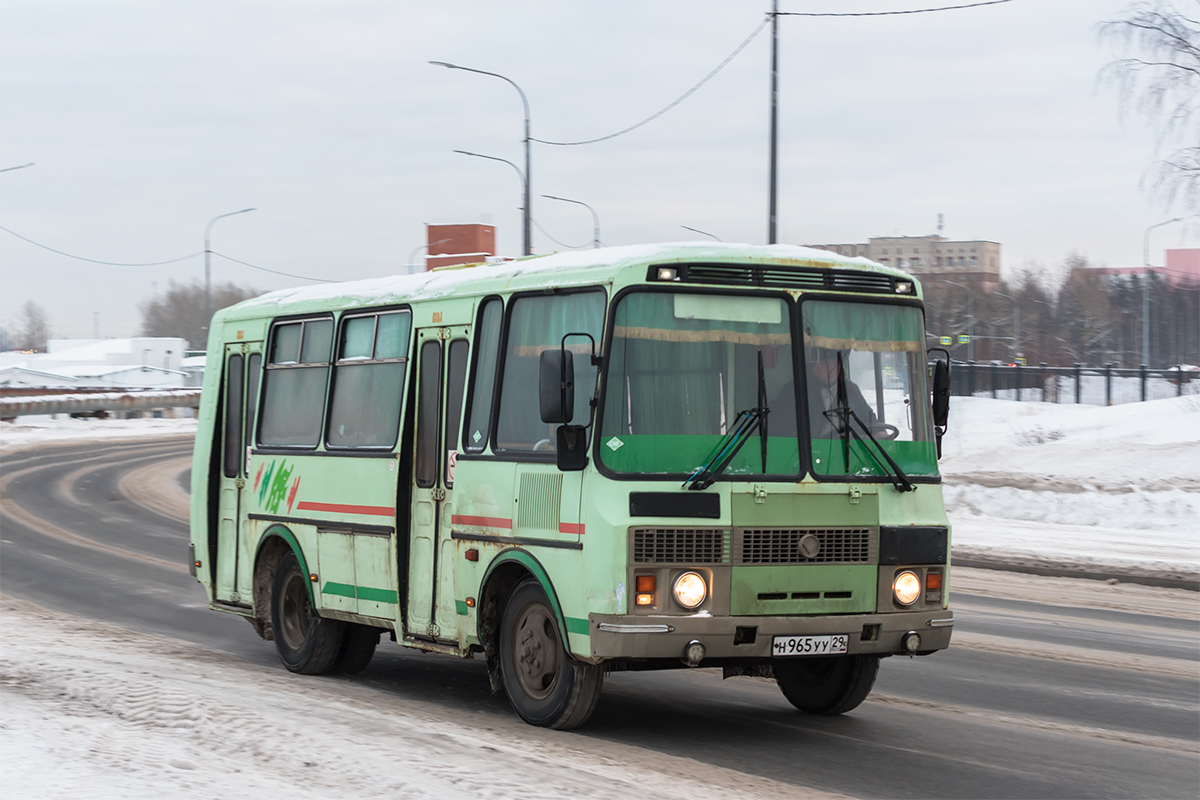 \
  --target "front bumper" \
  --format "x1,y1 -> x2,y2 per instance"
586,608 -> 953,661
